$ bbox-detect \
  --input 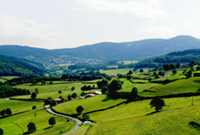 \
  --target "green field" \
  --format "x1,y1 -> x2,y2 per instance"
14,80 -> 99,99
119,61 -> 138,65
0,99 -> 76,135
100,68 -> 133,75
90,96 -> 200,135
0,76 -> 20,83
2,67 -> 200,134
54,94 -> 126,115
